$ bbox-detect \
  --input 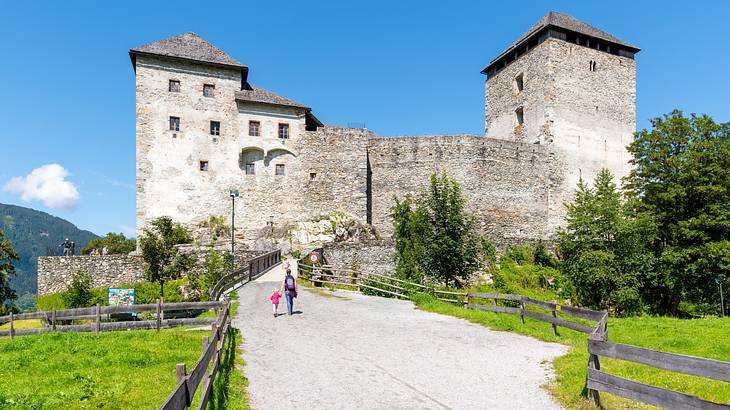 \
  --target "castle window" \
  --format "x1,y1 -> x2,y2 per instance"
515,107 -> 524,125
275,164 -> 285,176
249,121 -> 260,136
203,84 -> 215,97
278,123 -> 289,139
515,73 -> 524,92
589,60 -> 597,72
310,172 -> 317,181
210,121 -> 220,136
245,162 -> 255,175
169,80 -> 180,92
169,116 -> 180,131
199,161 -> 209,171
